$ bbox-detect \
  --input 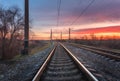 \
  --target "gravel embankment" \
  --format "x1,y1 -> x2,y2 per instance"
41,45 -> 87,81
65,44 -> 120,81
0,45 -> 54,81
